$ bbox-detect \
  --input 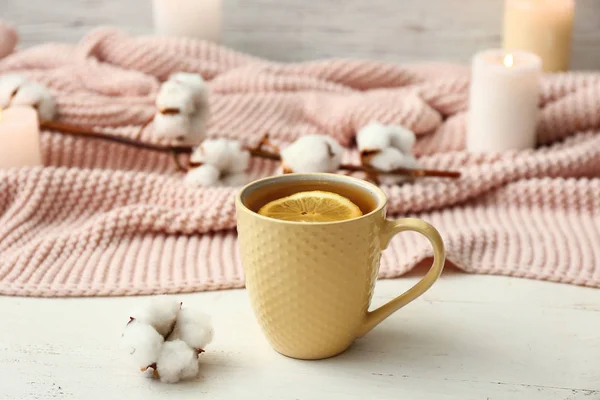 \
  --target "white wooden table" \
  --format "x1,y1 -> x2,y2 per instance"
1,272 -> 599,400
